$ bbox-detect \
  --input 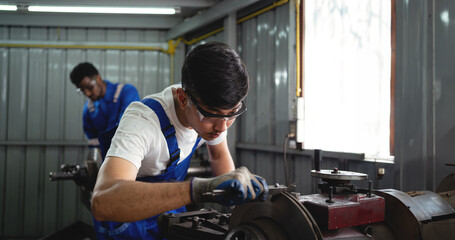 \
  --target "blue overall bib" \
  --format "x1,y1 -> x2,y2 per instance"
94,98 -> 201,240
83,81 -> 140,142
